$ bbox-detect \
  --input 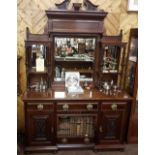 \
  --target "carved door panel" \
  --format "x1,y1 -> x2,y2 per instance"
27,111 -> 54,146
99,102 -> 128,144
